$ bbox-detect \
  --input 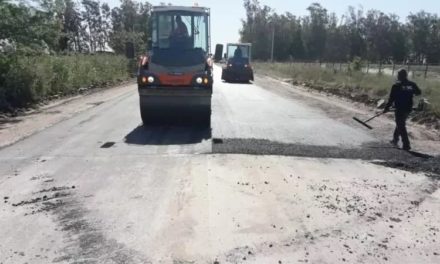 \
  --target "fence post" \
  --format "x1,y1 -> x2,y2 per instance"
424,63 -> 429,79
392,63 -> 396,76
367,62 -> 370,74
339,63 -> 342,72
